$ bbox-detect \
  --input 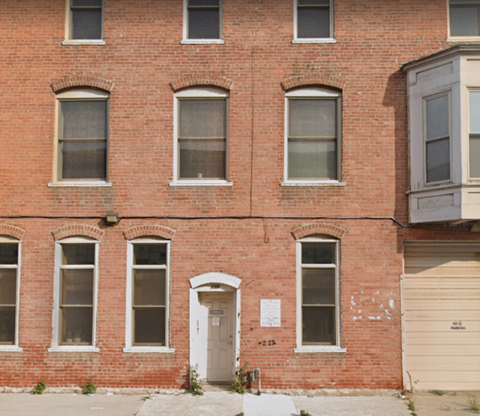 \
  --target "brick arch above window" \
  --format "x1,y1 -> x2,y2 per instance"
281,74 -> 345,91
51,76 -> 114,93
123,225 -> 176,241
51,224 -> 105,241
0,224 -> 25,240
292,223 -> 346,240
170,75 -> 233,92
